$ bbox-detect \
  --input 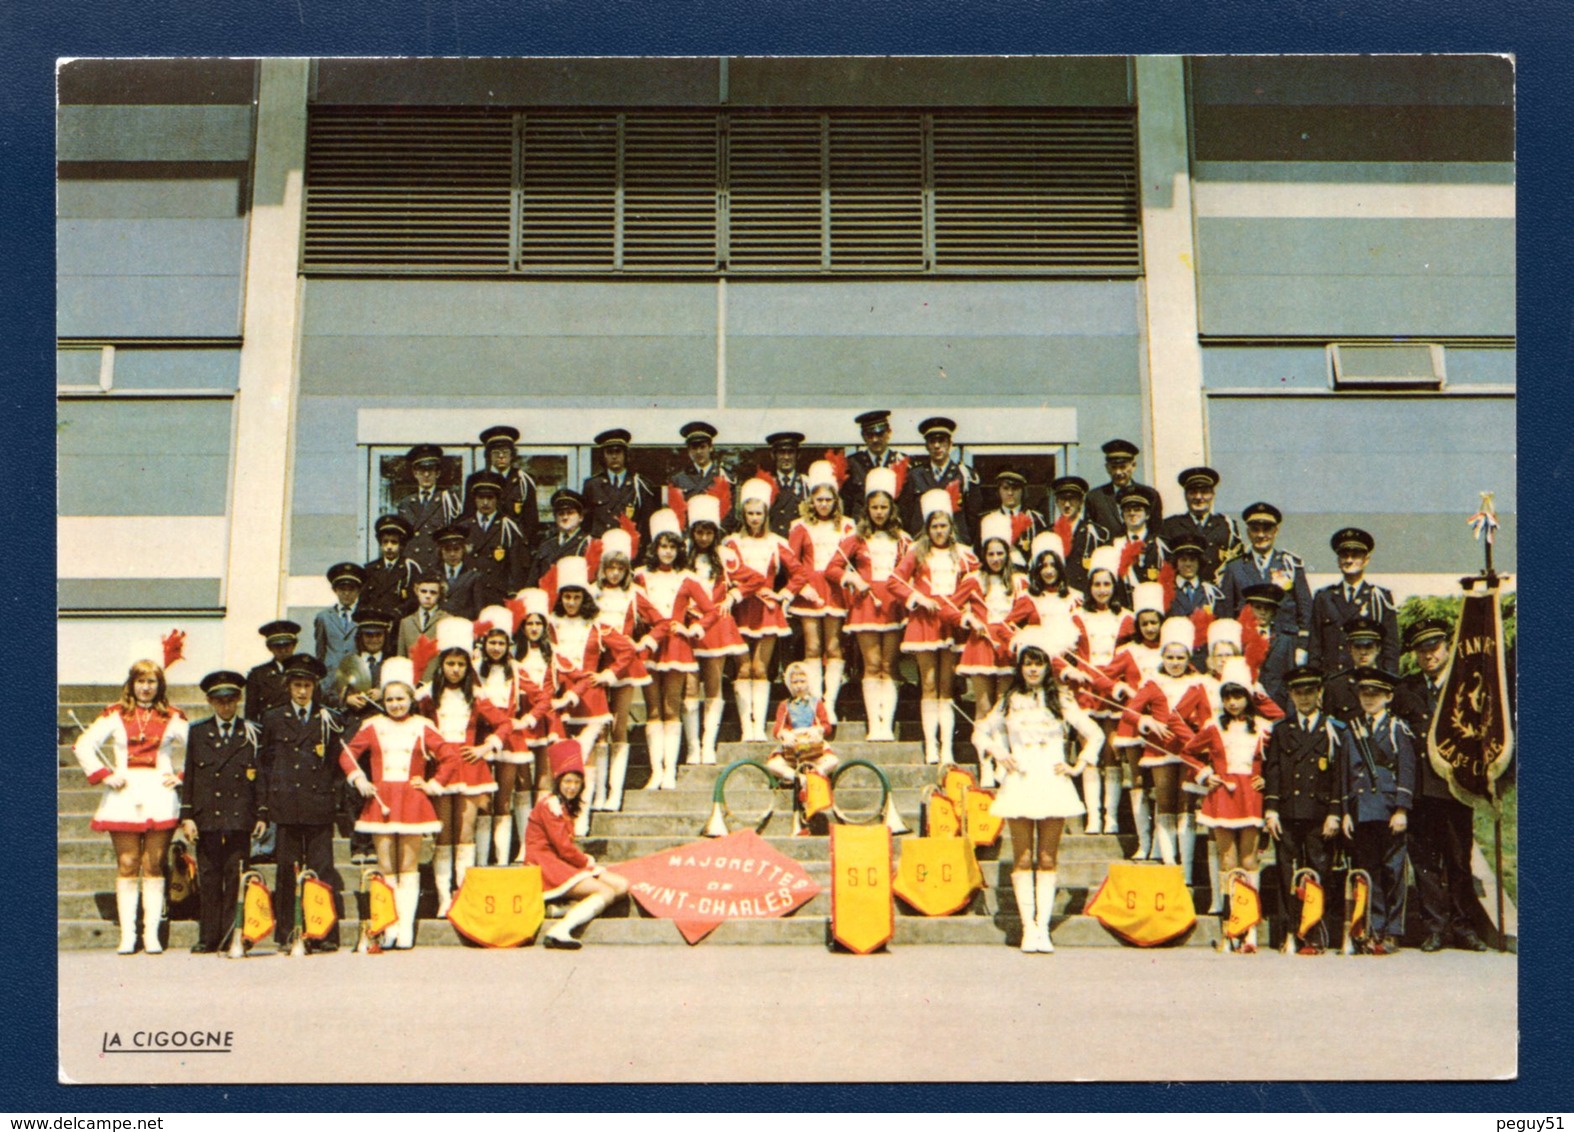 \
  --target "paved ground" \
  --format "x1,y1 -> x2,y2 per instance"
58,944 -> 1516,1084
